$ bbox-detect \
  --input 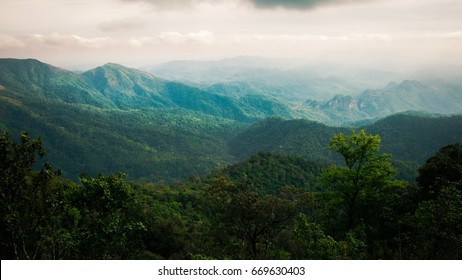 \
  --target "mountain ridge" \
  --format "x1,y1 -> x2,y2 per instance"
0,58 -> 115,108
2,58 -> 462,125
0,58 -> 293,122
302,80 -> 462,124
